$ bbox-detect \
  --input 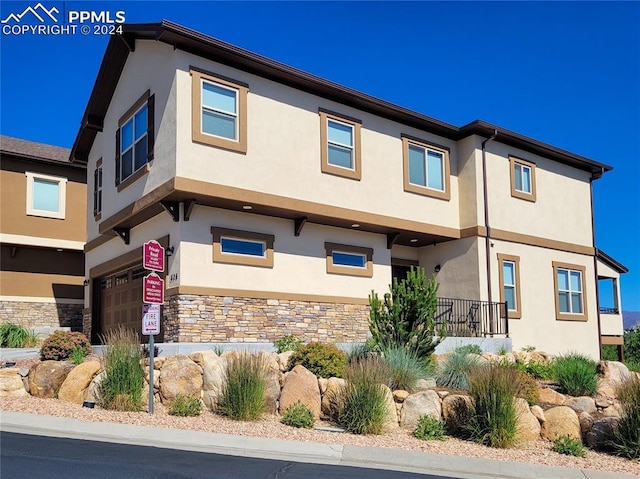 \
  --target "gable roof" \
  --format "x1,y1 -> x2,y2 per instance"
597,249 -> 629,274
1,135 -> 84,169
70,20 -> 612,178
